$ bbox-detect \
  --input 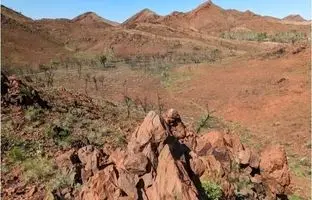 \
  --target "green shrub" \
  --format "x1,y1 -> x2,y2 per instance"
48,170 -> 76,191
220,31 -> 268,42
25,106 -> 43,122
7,146 -> 26,163
289,194 -> 304,200
22,156 -> 55,183
87,131 -> 105,147
201,180 -> 222,200
195,114 -> 223,134
45,124 -> 72,147
270,31 -> 306,43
